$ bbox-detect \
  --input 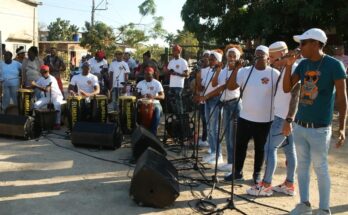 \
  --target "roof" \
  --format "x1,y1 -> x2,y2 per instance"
18,0 -> 41,7
38,41 -> 81,44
